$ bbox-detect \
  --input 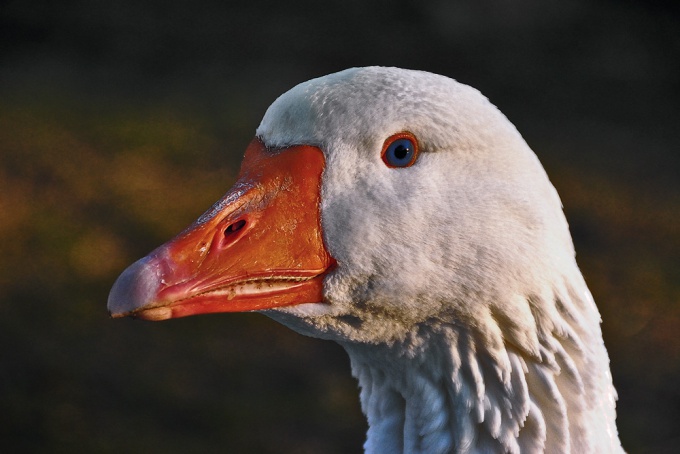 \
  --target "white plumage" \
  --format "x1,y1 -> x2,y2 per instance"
109,67 -> 623,453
